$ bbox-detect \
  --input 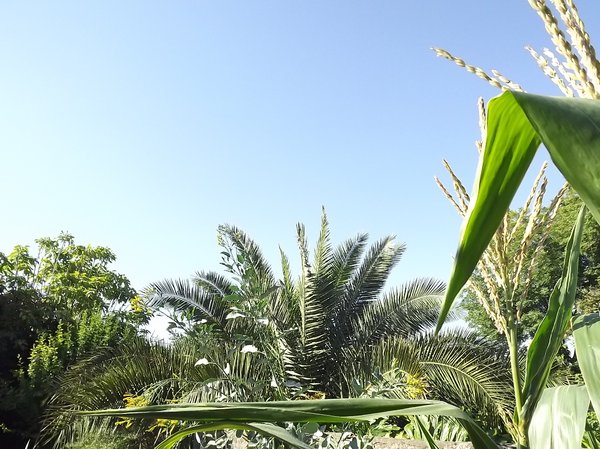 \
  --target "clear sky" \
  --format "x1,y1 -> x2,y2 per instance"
2,1 -> 598,297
